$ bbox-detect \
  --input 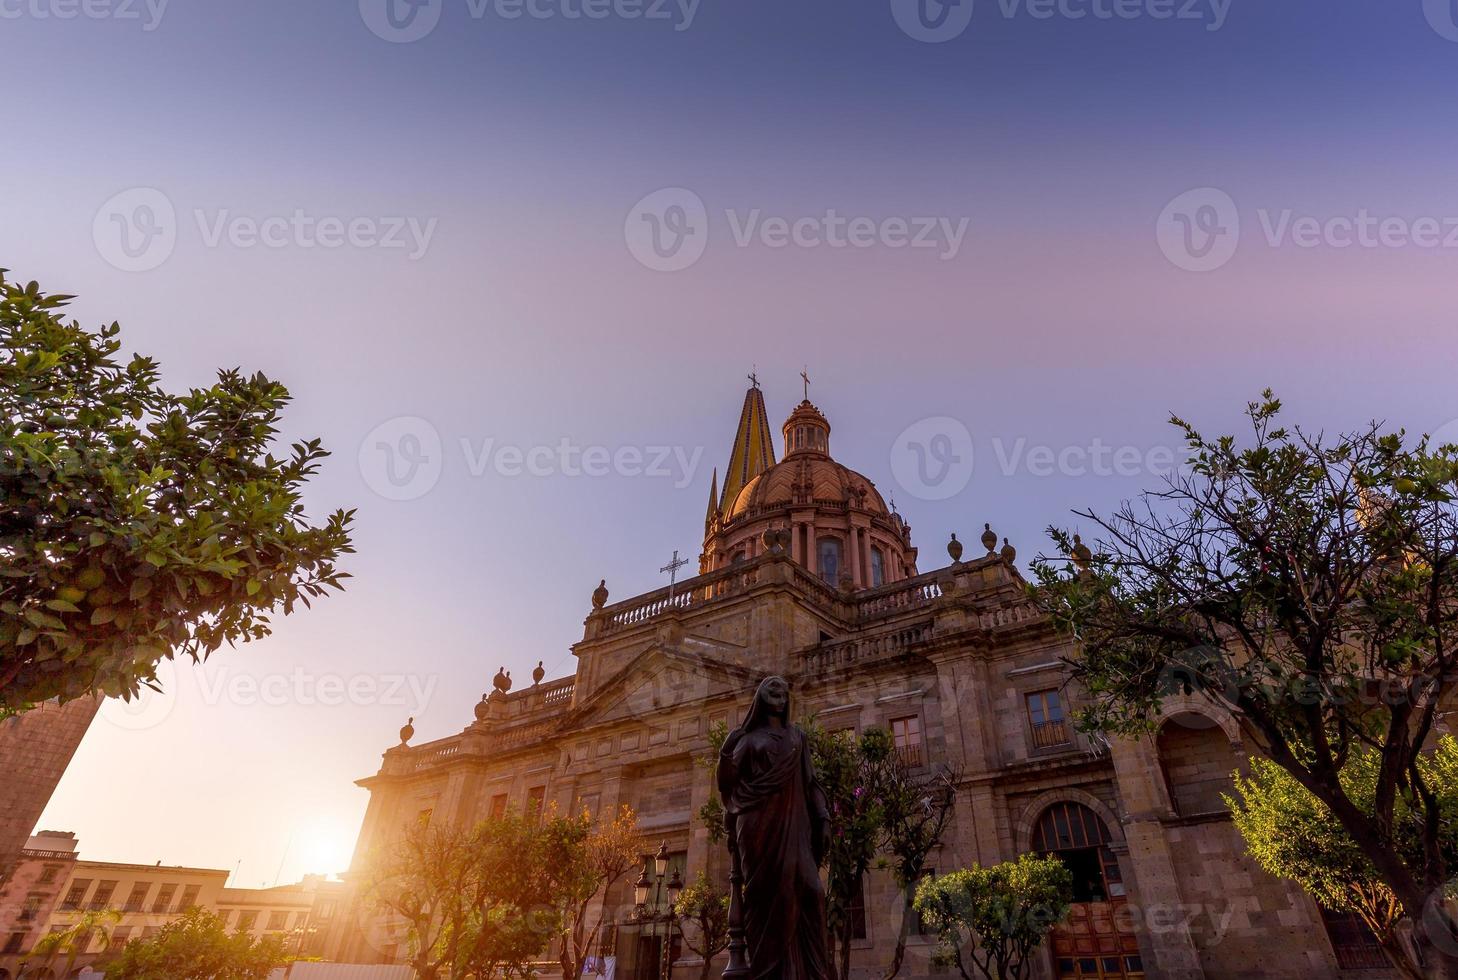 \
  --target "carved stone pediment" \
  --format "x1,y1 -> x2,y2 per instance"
568,645 -> 761,729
